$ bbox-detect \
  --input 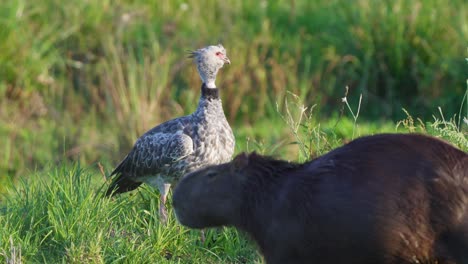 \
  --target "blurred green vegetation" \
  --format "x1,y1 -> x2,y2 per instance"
0,0 -> 467,189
